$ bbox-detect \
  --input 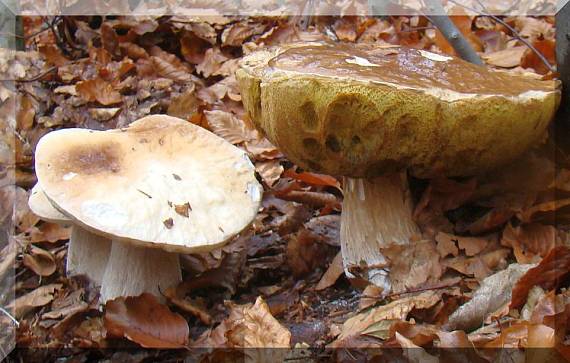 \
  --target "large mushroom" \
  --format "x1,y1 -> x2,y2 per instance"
34,115 -> 263,302
237,42 -> 560,292
29,183 -> 111,286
